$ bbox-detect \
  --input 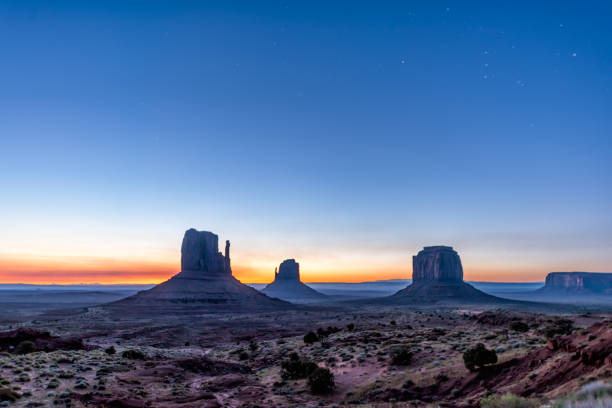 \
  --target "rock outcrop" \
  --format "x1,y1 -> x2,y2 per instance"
180,229 -> 230,275
261,259 -> 326,303
113,229 -> 289,312
538,272 -> 612,295
274,259 -> 301,281
390,246 -> 503,304
411,246 -> 463,282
